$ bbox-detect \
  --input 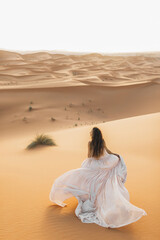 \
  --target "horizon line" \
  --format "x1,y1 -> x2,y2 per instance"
0,47 -> 160,56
